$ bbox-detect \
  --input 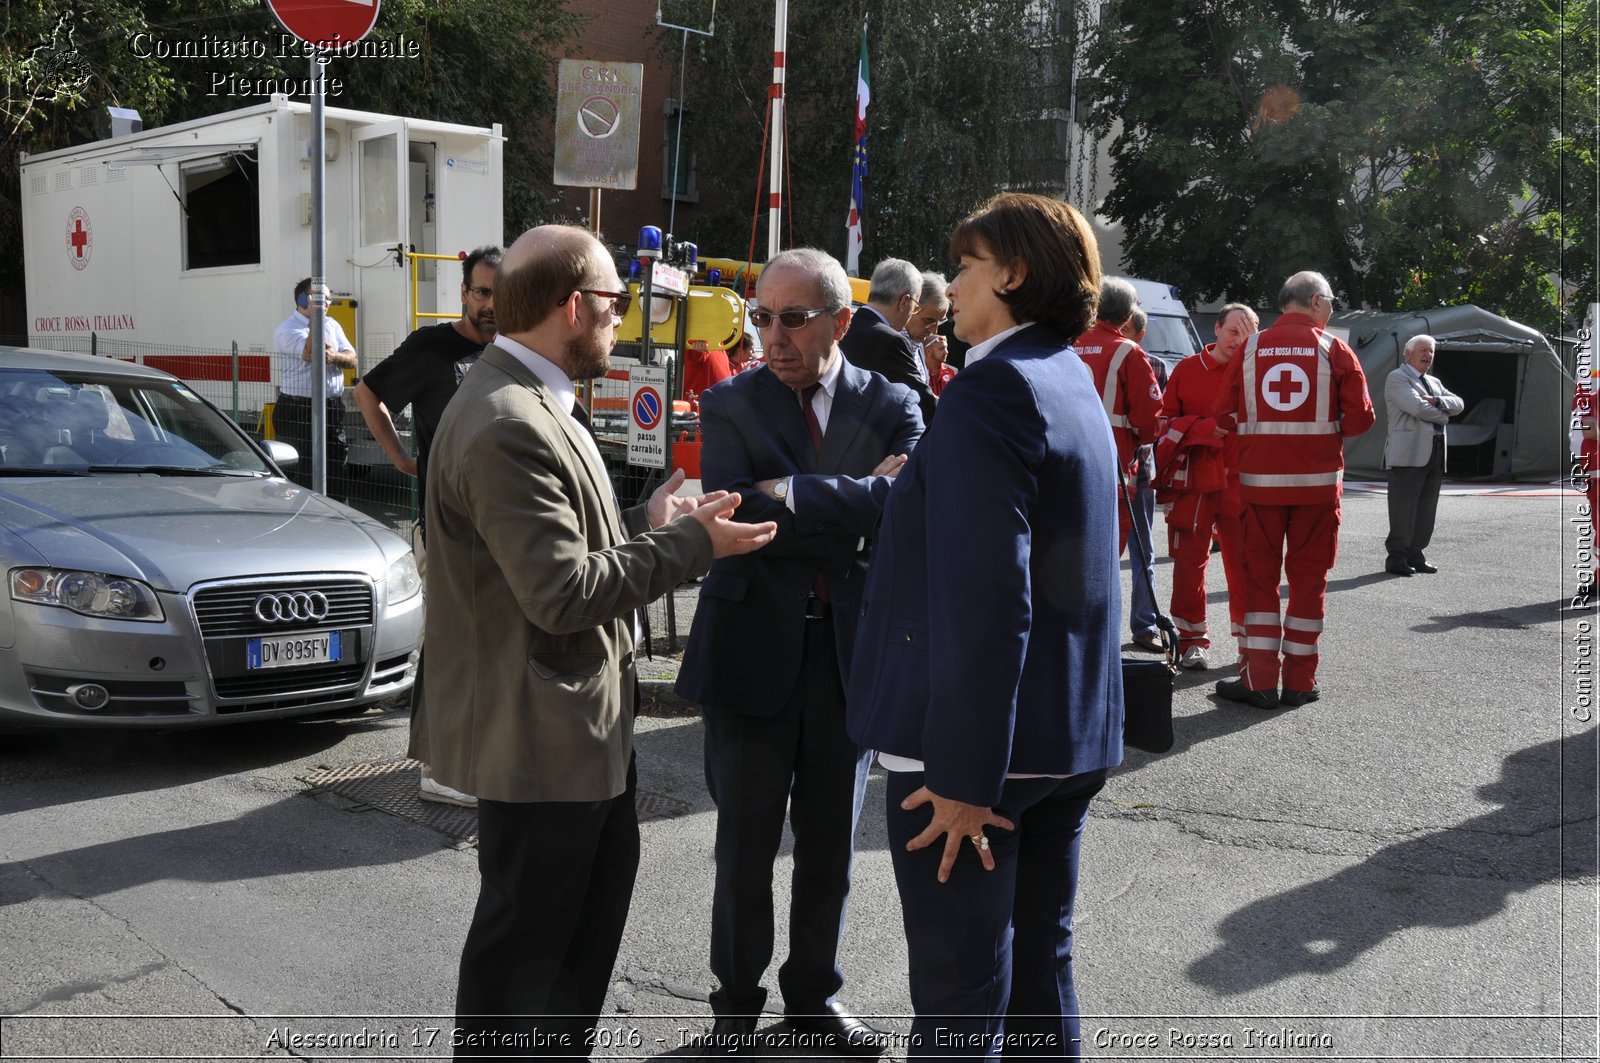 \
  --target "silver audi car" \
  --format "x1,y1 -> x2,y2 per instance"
0,347 -> 422,727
